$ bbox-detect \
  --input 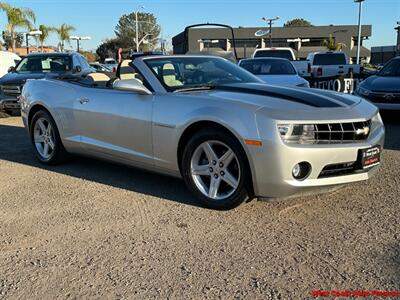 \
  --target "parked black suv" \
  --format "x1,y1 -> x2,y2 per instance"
0,52 -> 93,115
